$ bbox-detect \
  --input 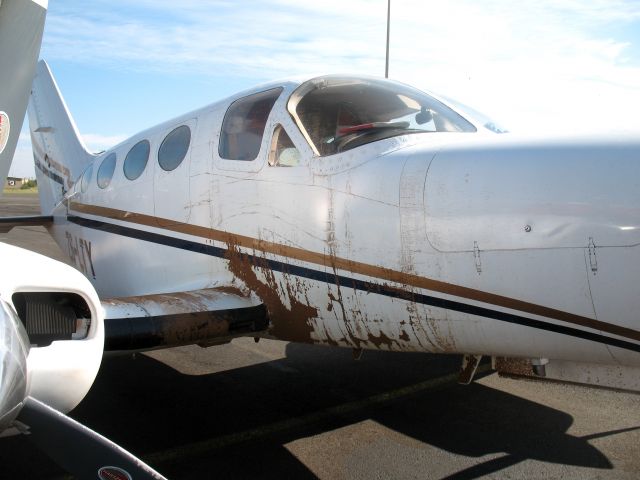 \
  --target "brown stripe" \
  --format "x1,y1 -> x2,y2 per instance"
31,140 -> 72,189
69,201 -> 640,343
